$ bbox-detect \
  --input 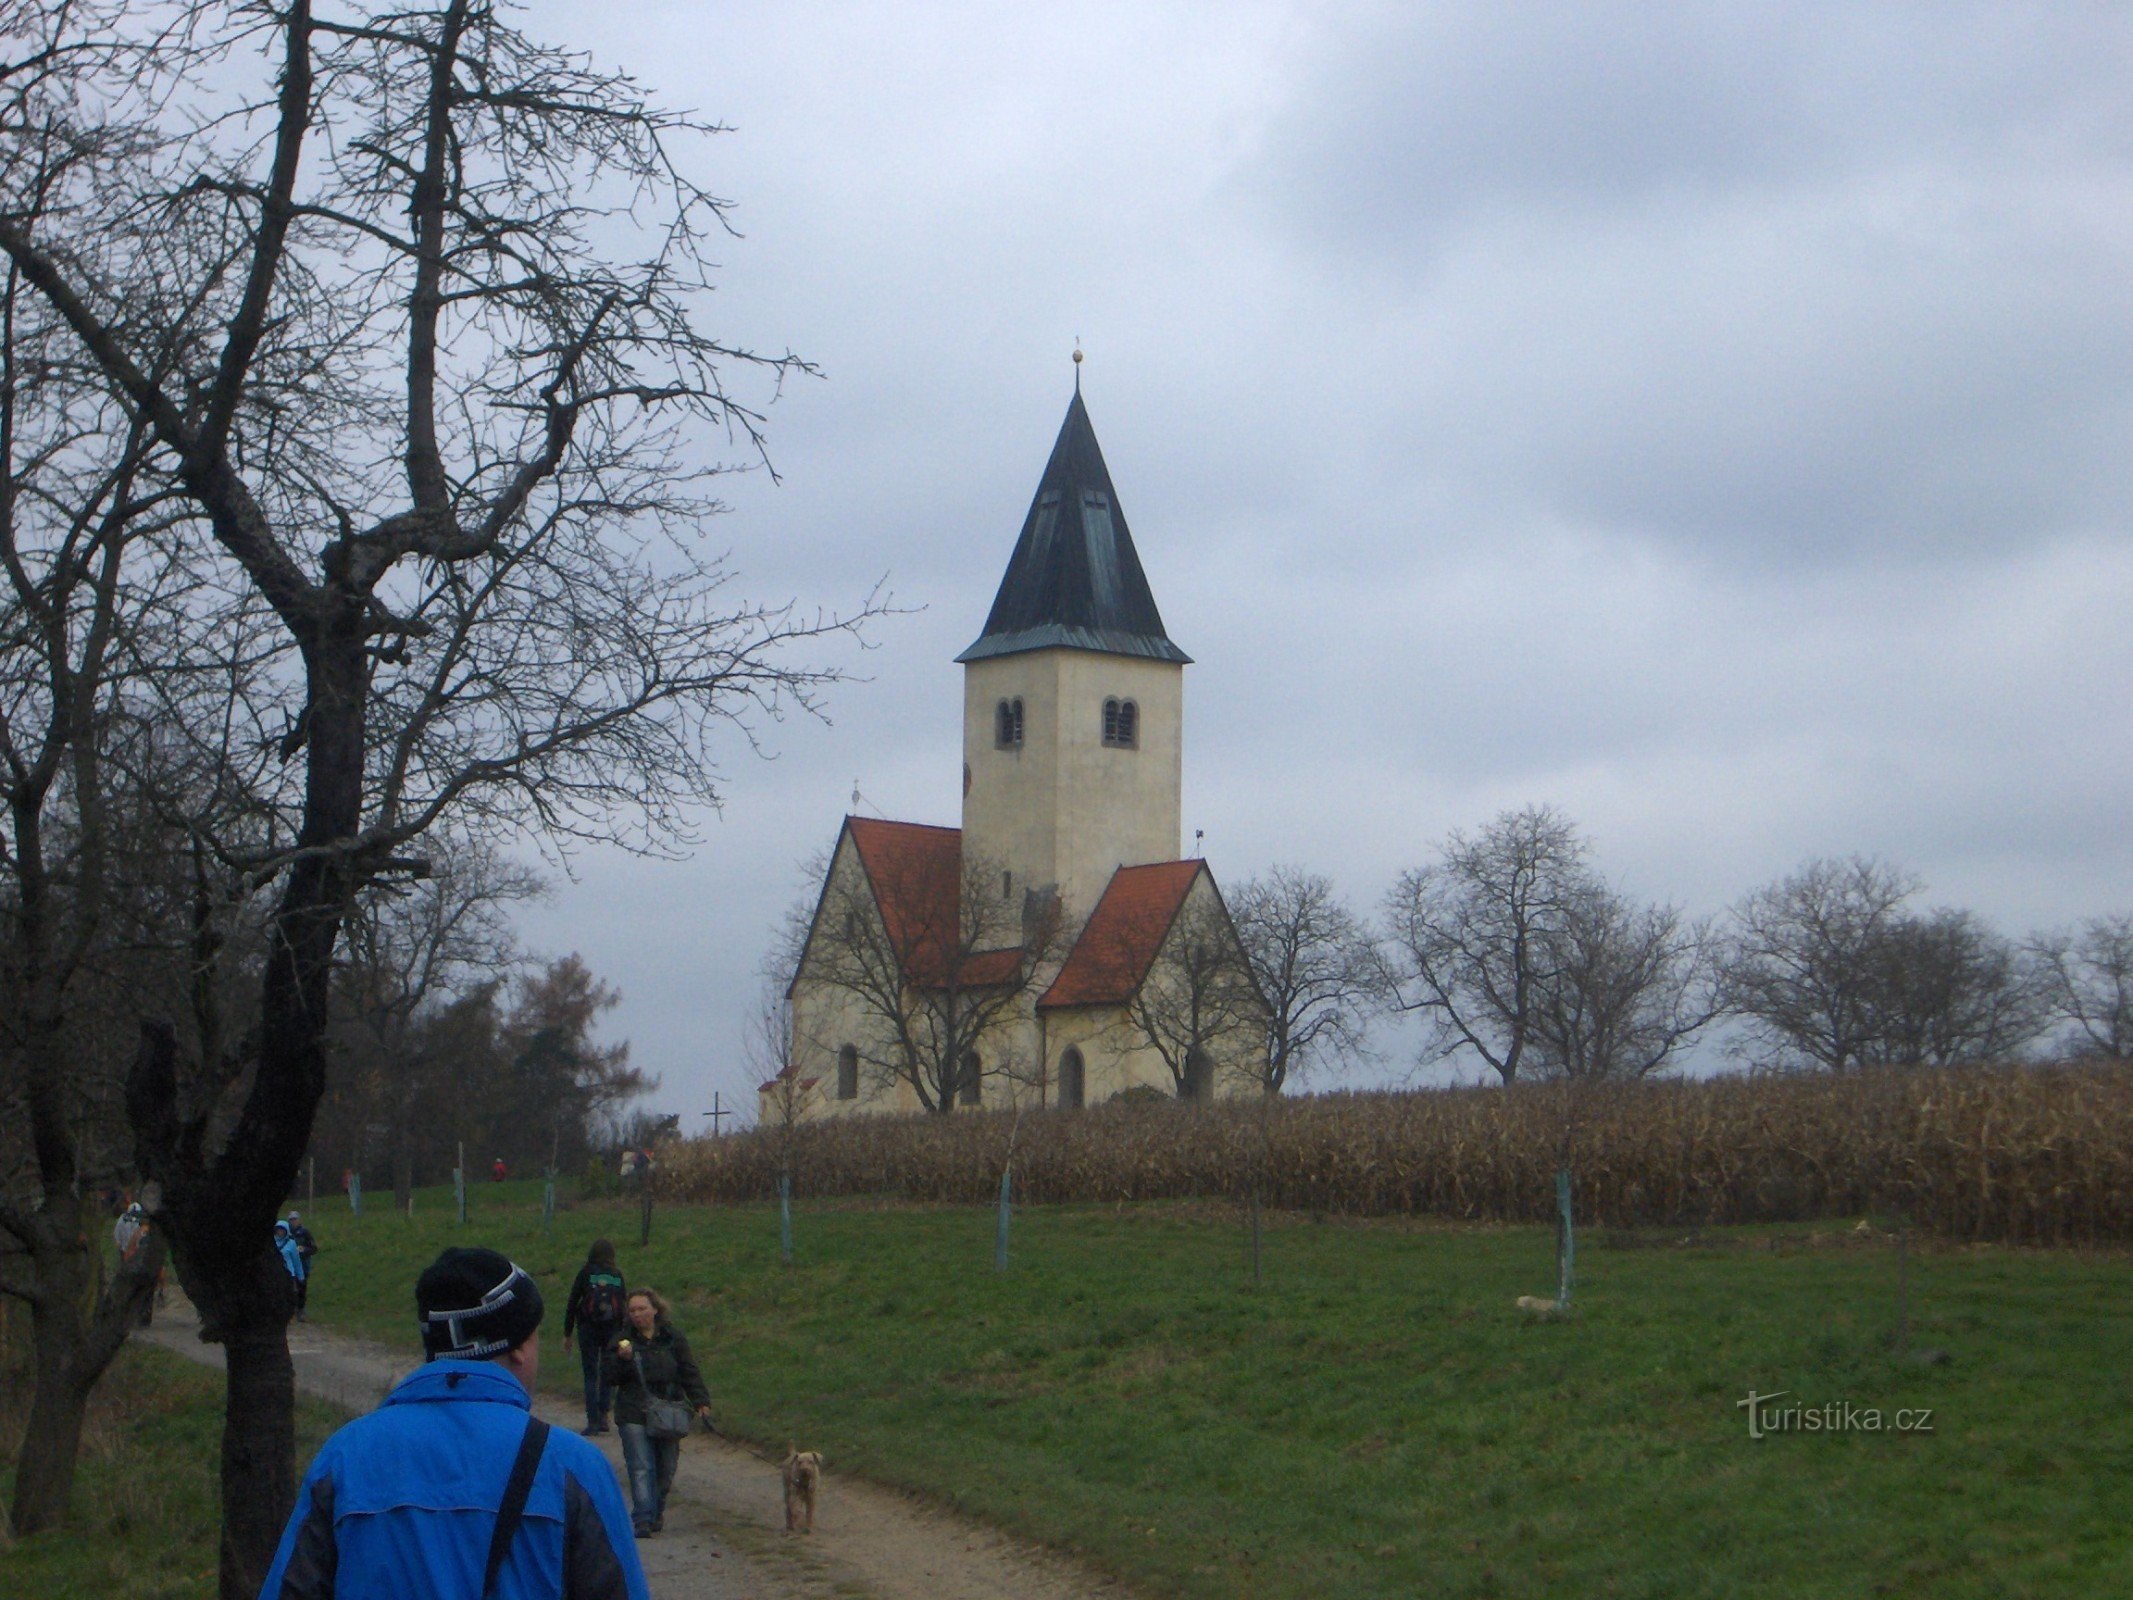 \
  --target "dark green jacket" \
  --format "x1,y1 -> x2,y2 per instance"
601,1324 -> 709,1425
